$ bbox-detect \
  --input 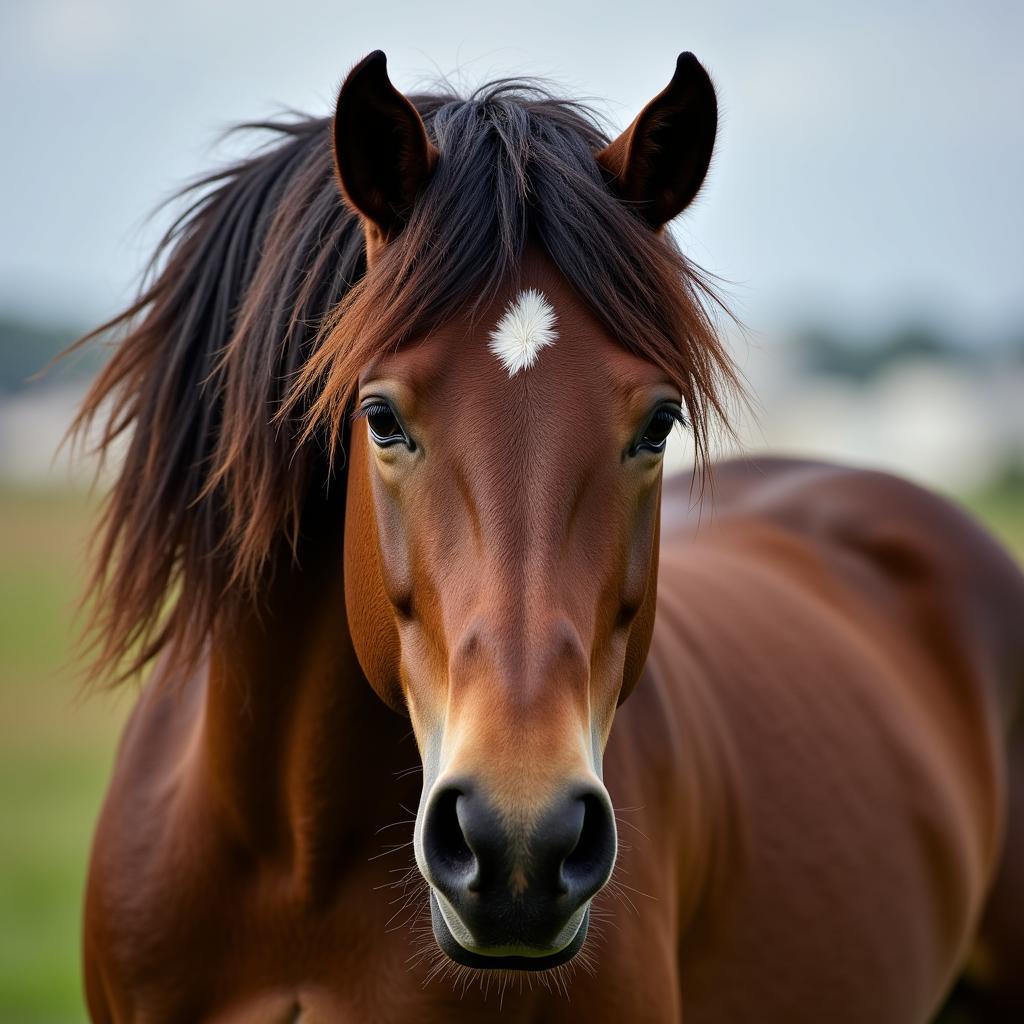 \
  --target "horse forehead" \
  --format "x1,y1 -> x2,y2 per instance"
371,293 -> 622,417
428,312 -> 624,454
365,256 -> 670,423
436,283 -> 644,407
